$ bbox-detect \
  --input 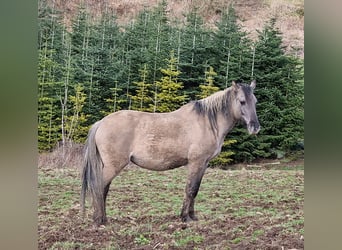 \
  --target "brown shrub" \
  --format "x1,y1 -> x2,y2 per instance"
38,141 -> 84,169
